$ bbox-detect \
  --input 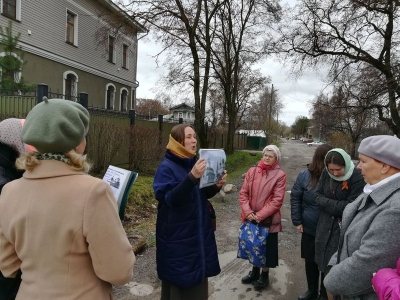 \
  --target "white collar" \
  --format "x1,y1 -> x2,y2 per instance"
363,172 -> 400,195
